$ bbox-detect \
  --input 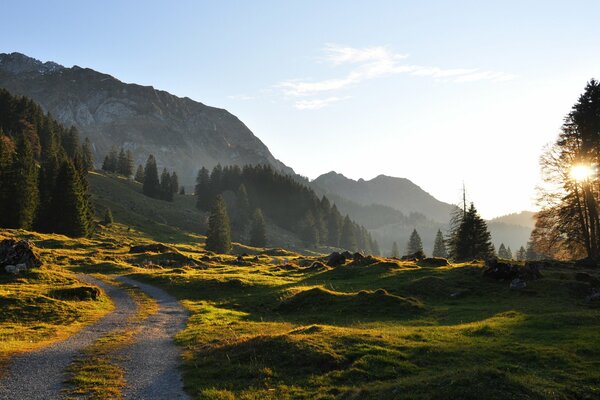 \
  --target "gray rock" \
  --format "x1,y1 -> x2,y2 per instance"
586,288 -> 600,303
510,278 -> 527,290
